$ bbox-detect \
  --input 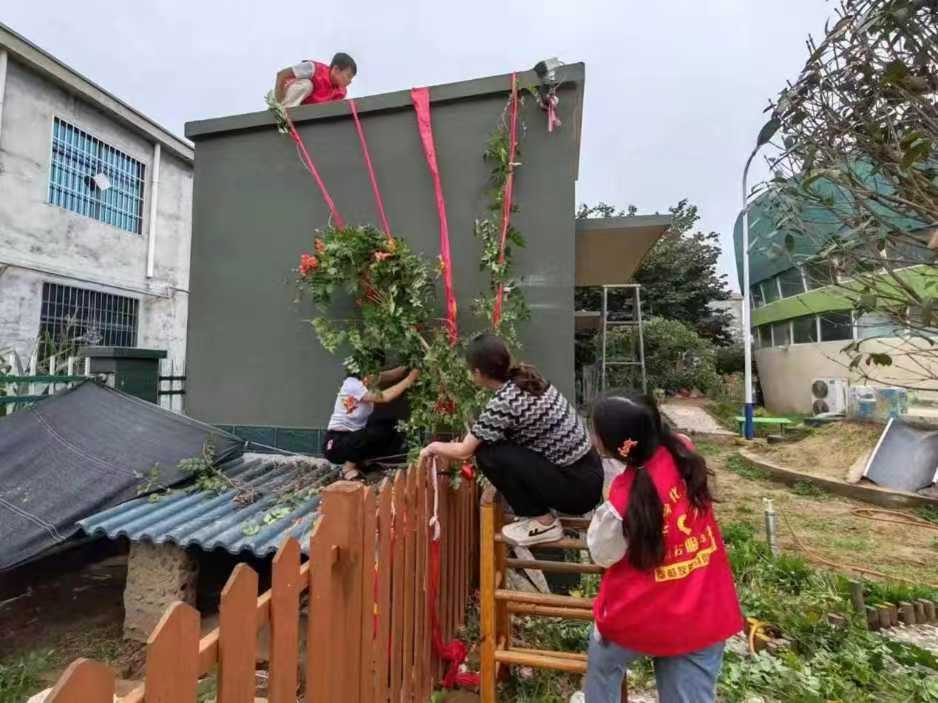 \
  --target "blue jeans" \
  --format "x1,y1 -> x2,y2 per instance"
584,627 -> 724,703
